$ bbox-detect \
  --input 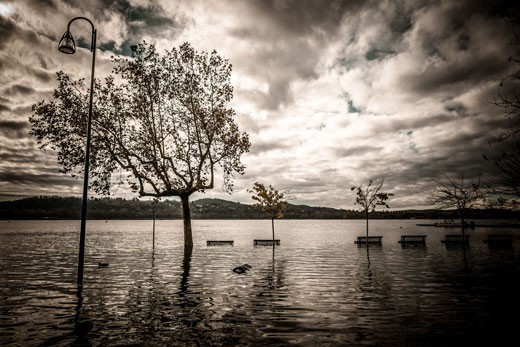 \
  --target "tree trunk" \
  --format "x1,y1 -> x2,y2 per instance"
271,217 -> 276,260
459,208 -> 468,273
460,208 -> 466,238
152,210 -> 155,250
366,210 -> 369,246
180,244 -> 192,295
180,194 -> 193,248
